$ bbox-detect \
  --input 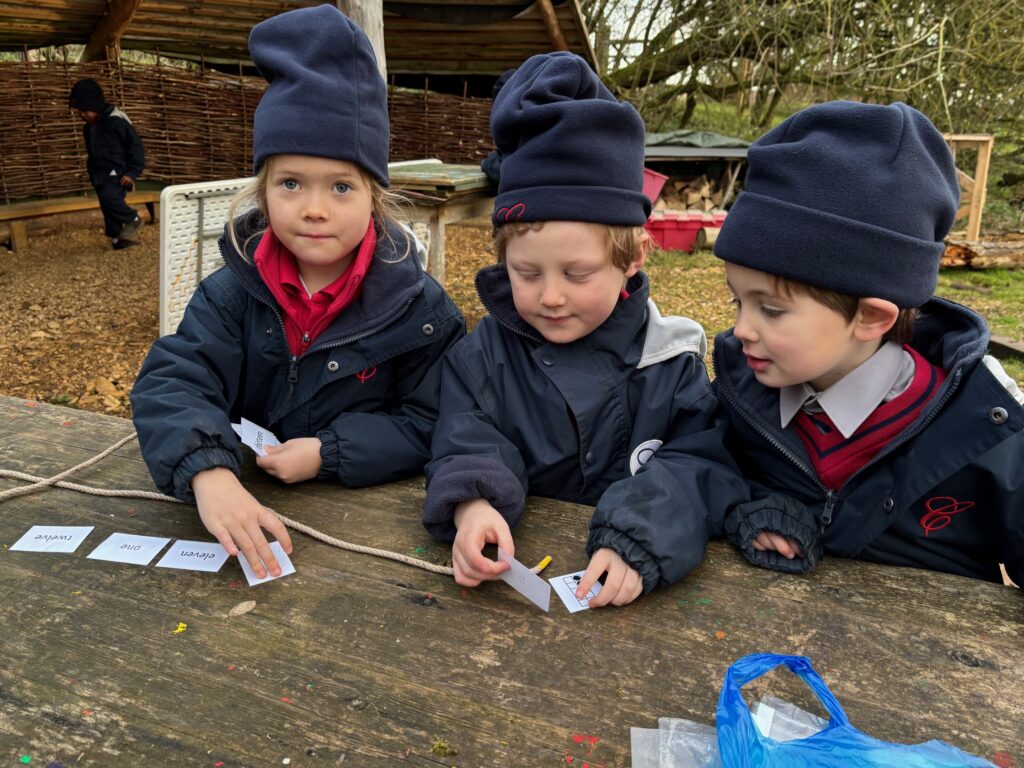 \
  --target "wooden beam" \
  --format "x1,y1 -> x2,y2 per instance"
535,0 -> 569,51
336,0 -> 387,79
81,0 -> 143,62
